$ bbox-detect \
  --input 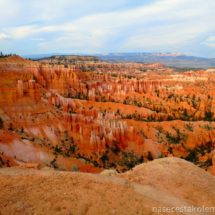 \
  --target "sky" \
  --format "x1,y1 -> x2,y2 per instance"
0,0 -> 215,57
